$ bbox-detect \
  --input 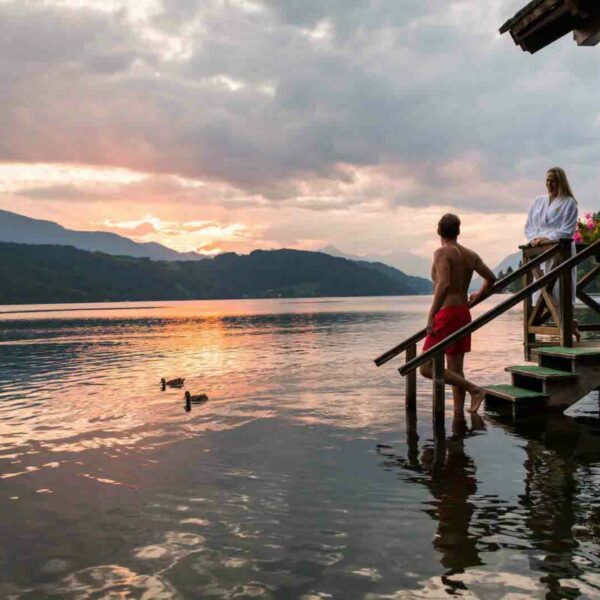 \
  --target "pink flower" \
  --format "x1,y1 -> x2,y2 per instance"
589,221 -> 595,231
585,212 -> 593,220
574,230 -> 583,242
